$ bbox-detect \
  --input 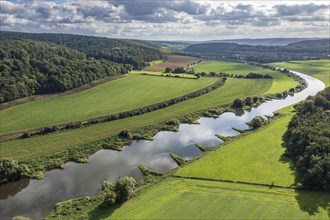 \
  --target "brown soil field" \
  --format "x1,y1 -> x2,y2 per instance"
143,55 -> 202,72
